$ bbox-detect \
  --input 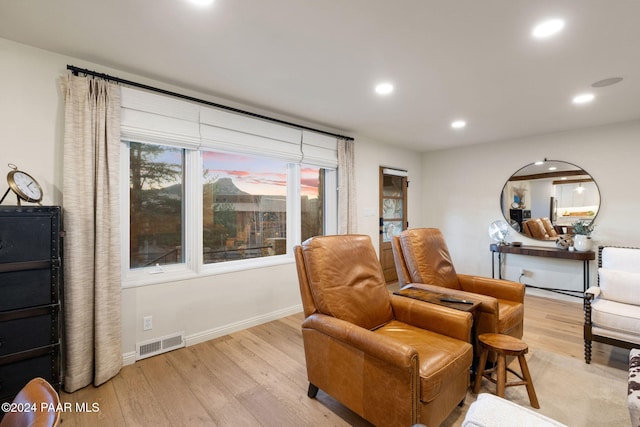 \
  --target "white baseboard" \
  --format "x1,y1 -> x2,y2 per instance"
185,304 -> 303,347
121,304 -> 303,366
122,351 -> 137,366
